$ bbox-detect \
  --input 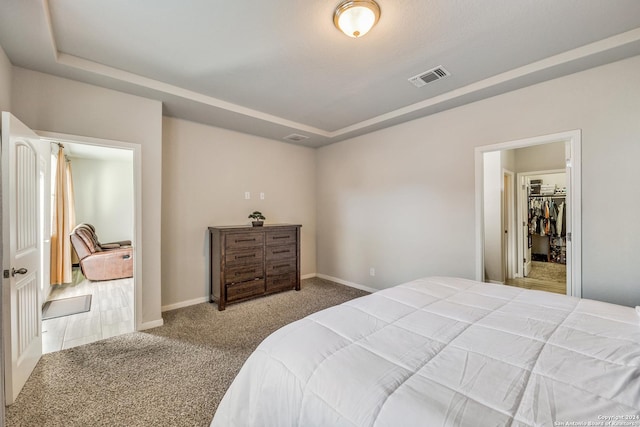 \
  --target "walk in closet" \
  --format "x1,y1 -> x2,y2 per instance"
527,175 -> 566,265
